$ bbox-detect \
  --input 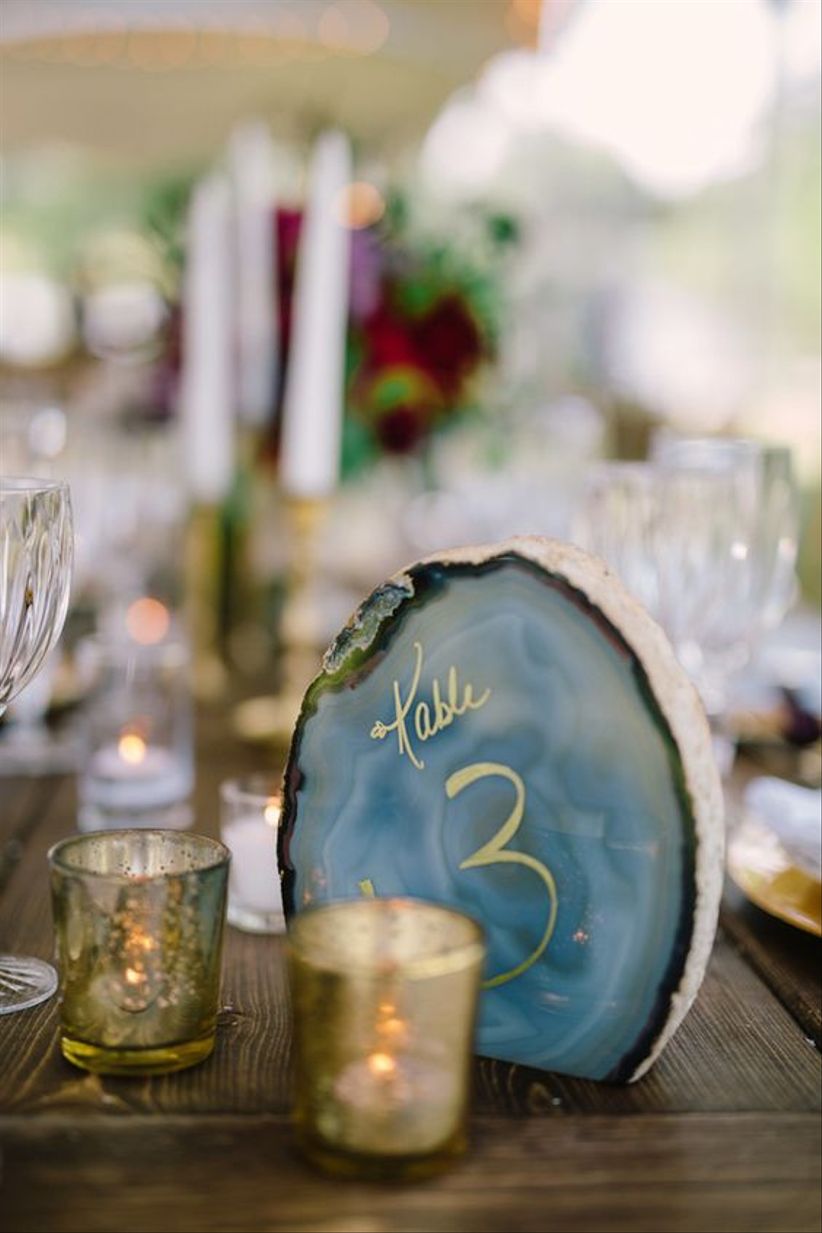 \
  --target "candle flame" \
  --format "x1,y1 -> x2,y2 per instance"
124,966 -> 143,986
376,1001 -> 407,1045
118,733 -> 147,765
367,1051 -> 397,1079
130,928 -> 155,953
264,797 -> 280,826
